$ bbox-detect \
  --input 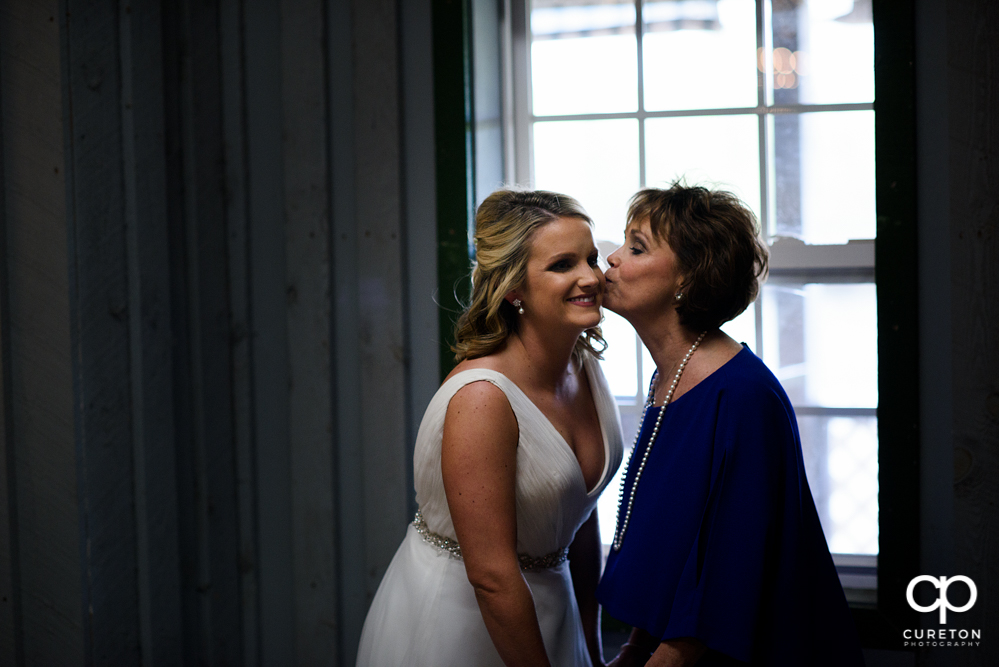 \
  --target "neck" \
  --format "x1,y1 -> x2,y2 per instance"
507,323 -> 581,391
631,310 -> 704,382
